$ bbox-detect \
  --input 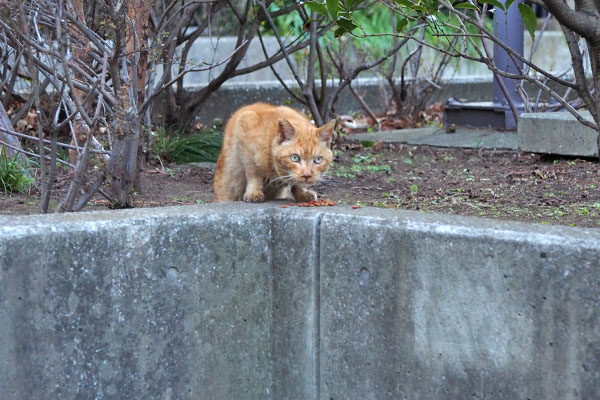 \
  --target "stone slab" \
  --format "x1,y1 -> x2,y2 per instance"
186,78 -> 495,124
318,208 -> 600,400
270,211 -> 322,399
0,204 -> 276,400
351,126 -> 519,150
1,204 -> 600,399
518,112 -> 599,157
